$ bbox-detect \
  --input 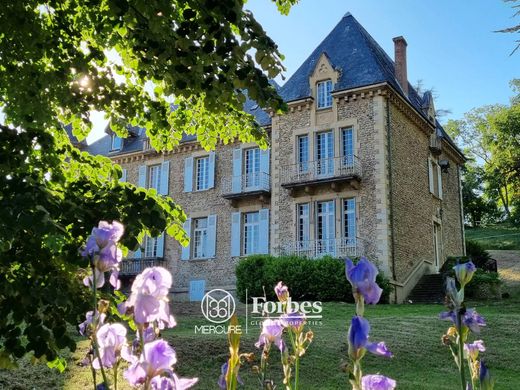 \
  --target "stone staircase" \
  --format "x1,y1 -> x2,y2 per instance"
407,273 -> 446,304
